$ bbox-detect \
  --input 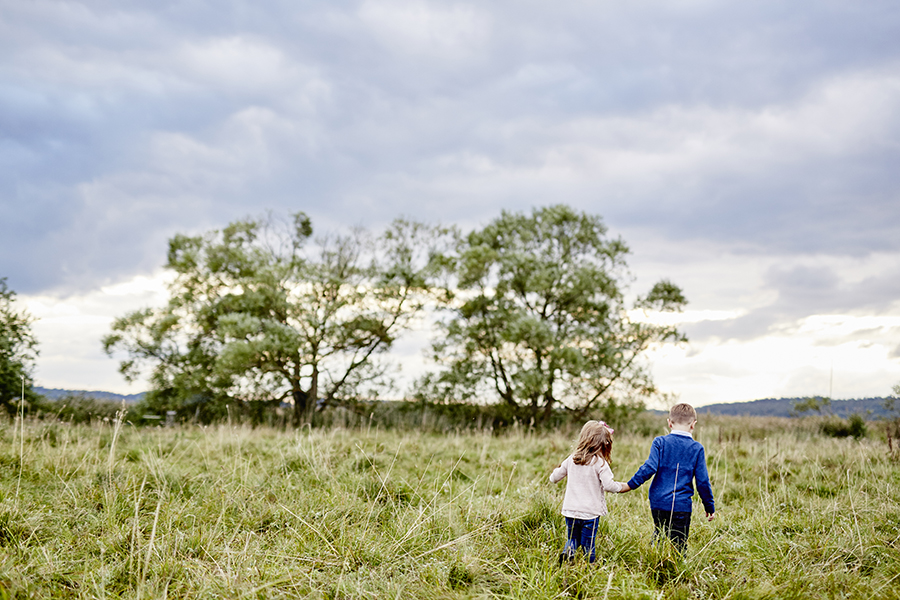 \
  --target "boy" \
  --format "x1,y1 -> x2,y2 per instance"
619,403 -> 715,552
